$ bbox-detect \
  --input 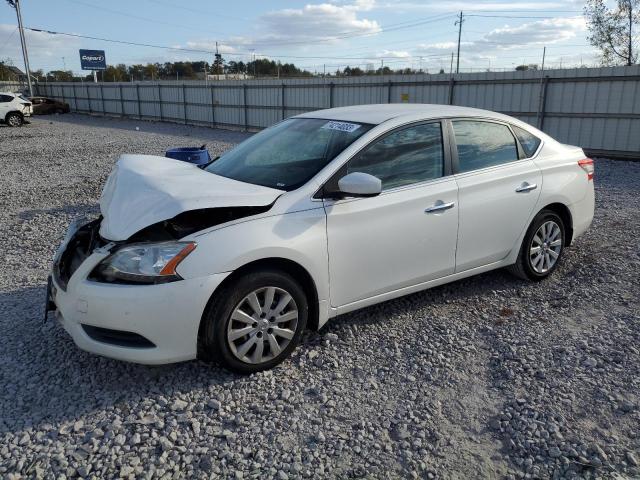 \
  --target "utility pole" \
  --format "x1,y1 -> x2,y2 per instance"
7,0 -> 33,96
450,52 -> 454,75
628,6 -> 633,66
455,11 -> 464,74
